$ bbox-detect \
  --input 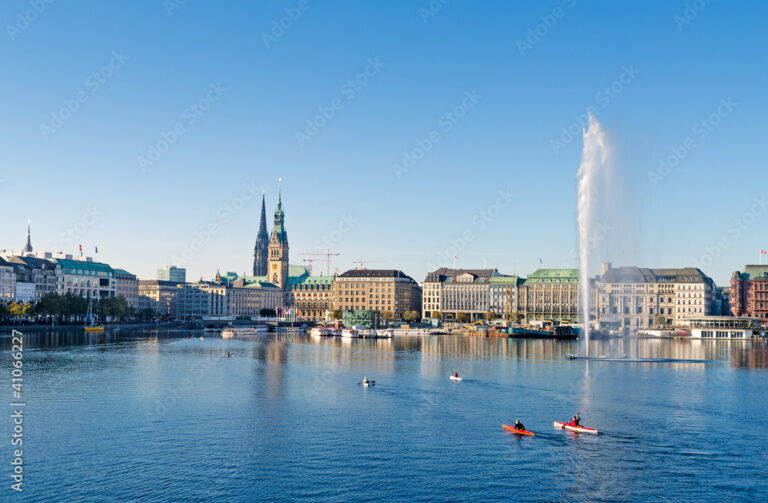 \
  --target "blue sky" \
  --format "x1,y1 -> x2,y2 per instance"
1,0 -> 766,285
